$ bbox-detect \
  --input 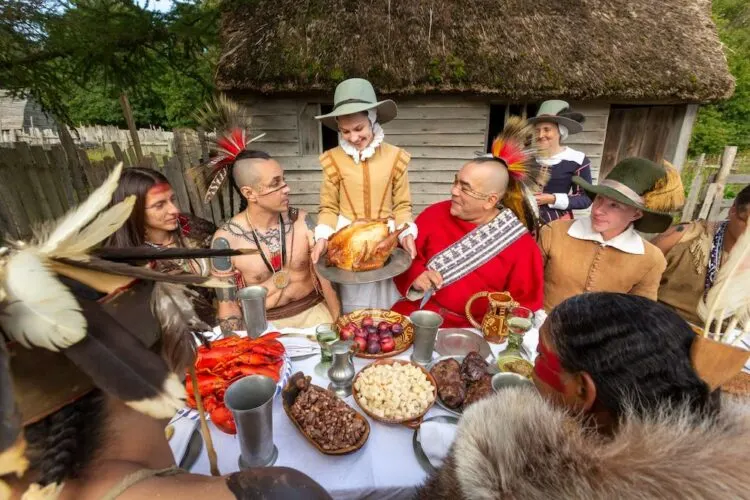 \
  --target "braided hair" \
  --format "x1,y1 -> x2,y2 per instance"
24,389 -> 106,486
547,293 -> 718,419
230,150 -> 273,213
